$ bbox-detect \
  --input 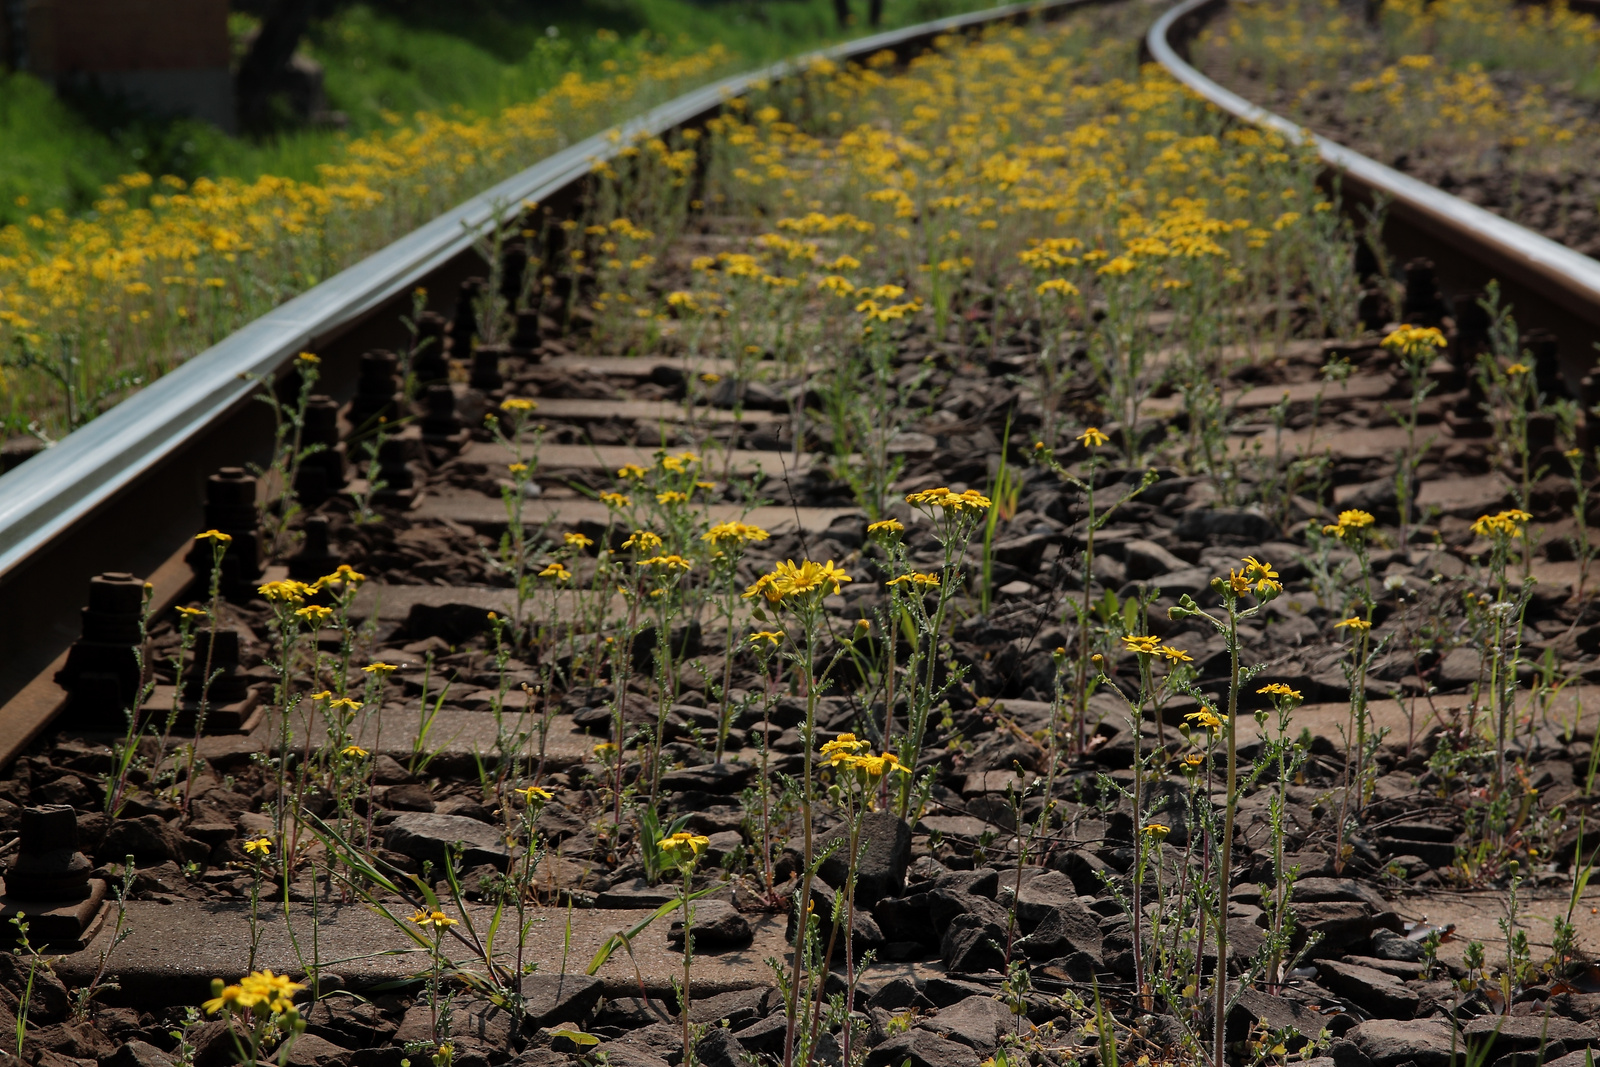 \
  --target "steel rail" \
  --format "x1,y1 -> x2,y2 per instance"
1148,0 -> 1600,357
0,0 -> 1082,583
